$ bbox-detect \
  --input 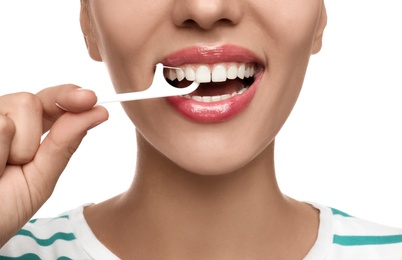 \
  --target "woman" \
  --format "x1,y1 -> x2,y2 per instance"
1,0 -> 402,259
